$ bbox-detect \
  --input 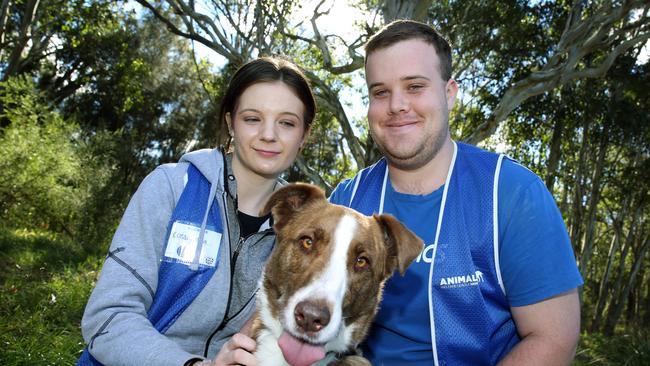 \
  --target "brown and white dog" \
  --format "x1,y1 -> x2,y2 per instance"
252,183 -> 423,366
